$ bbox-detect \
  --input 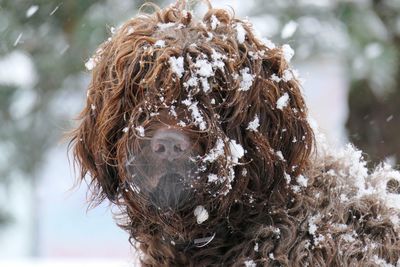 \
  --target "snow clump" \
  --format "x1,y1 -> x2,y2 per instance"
194,205 -> 209,224
154,40 -> 166,48
244,259 -> 256,267
169,56 -> 185,78
276,93 -> 290,110
236,23 -> 247,44
247,116 -> 260,132
238,67 -> 254,91
210,15 -> 220,30
228,139 -> 245,164
282,44 -> 295,63
135,126 -> 145,137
